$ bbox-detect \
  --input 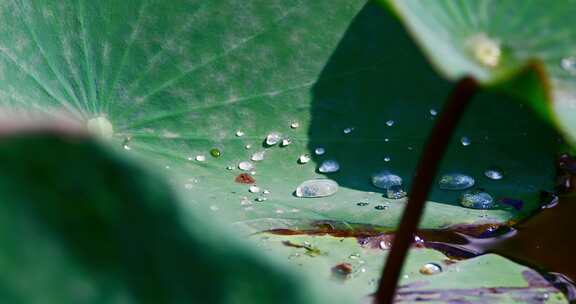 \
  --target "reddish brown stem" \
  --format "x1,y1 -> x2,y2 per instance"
374,77 -> 478,304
